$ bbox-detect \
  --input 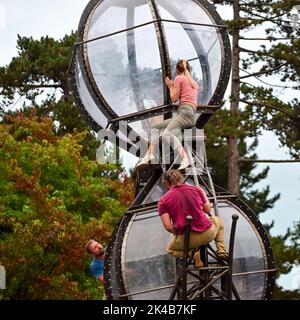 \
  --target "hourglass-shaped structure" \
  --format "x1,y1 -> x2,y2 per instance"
69,0 -> 276,300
